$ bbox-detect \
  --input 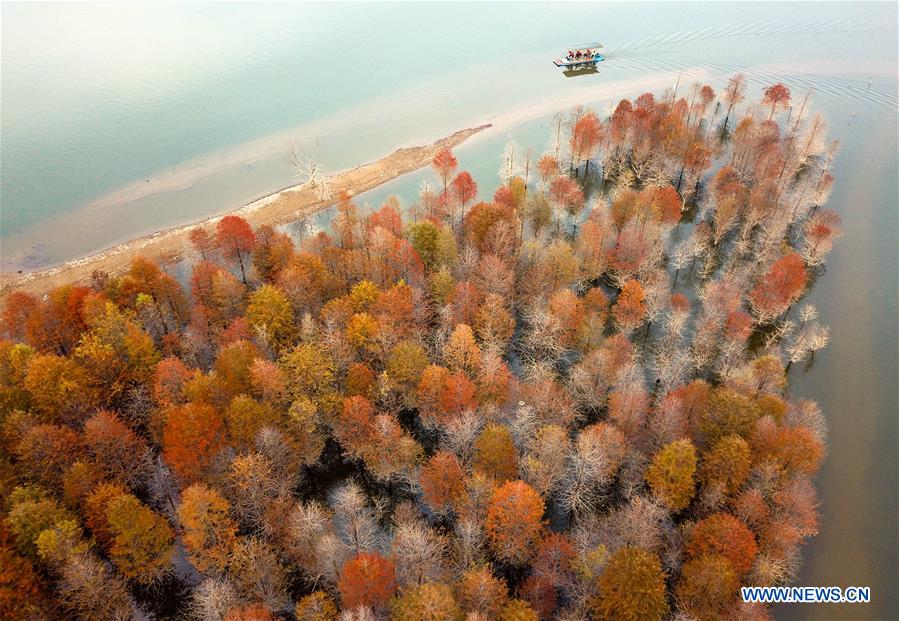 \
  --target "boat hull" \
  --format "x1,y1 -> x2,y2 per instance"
553,54 -> 604,69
